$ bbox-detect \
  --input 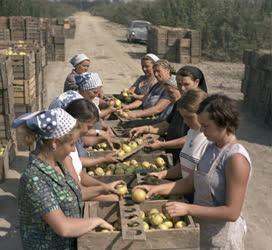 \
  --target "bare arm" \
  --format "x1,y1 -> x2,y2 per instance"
145,136 -> 186,150
62,156 -> 81,185
166,154 -> 250,222
128,99 -> 171,118
129,121 -> 169,138
123,100 -> 143,110
43,210 -> 113,237
80,153 -> 117,168
150,163 -> 182,180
